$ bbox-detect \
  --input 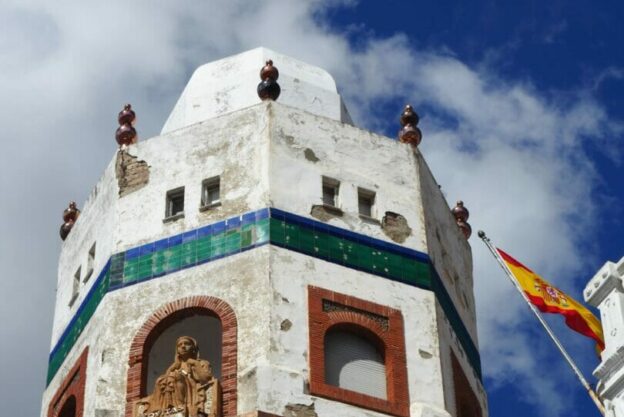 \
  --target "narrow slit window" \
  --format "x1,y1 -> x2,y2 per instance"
69,267 -> 81,307
84,243 -> 96,282
322,177 -> 340,207
201,177 -> 221,208
358,188 -> 376,217
165,187 -> 185,218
